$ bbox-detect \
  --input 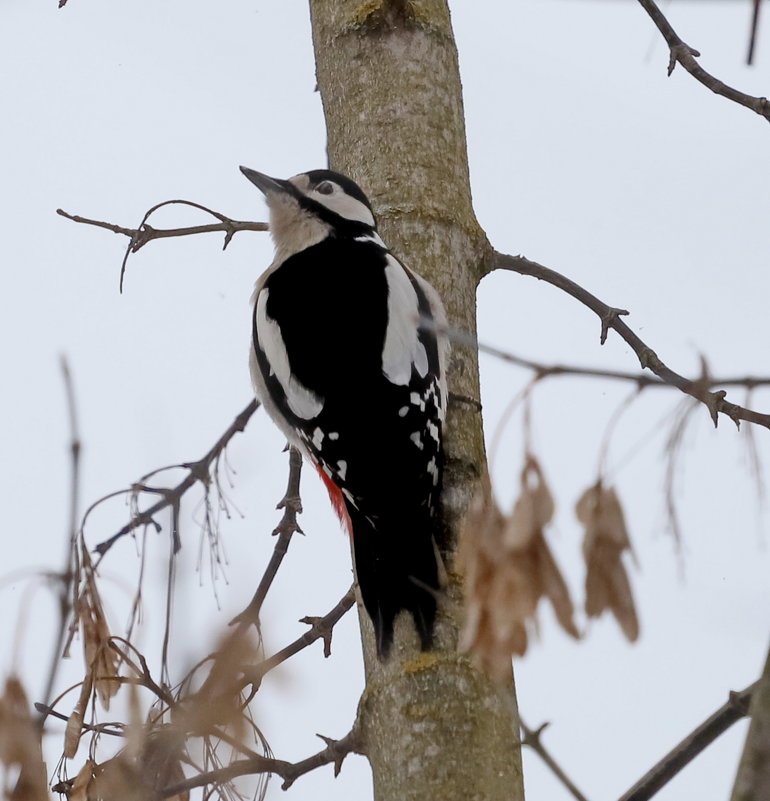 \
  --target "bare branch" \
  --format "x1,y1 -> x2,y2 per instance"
492,252 -> 770,431
438,320 -> 770,392
618,682 -> 757,801
521,719 -> 591,801
159,726 -> 364,797
636,0 -> 770,122
57,202 -> 268,291
88,400 -> 259,558
244,586 -> 357,688
231,446 -> 304,630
